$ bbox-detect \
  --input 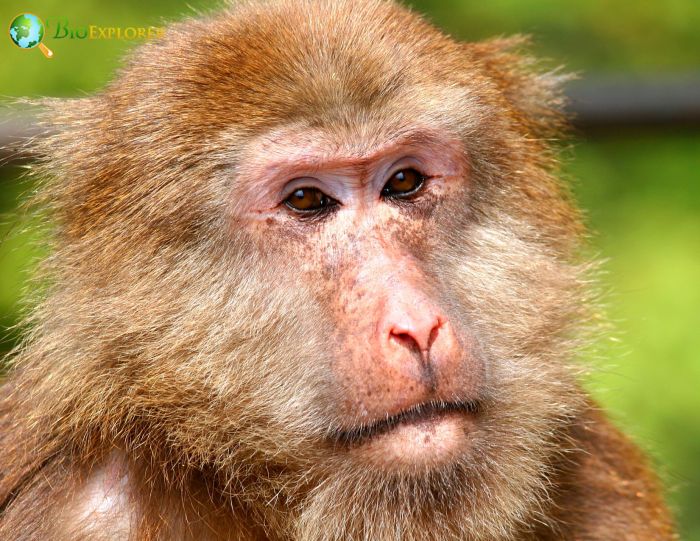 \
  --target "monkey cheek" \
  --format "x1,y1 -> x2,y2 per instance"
348,410 -> 475,470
